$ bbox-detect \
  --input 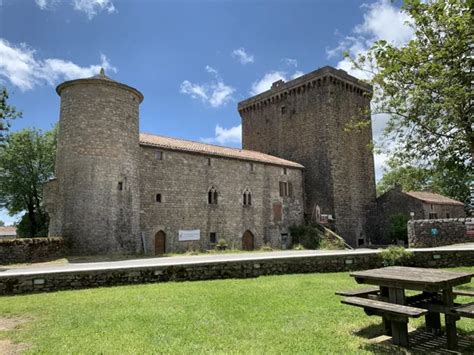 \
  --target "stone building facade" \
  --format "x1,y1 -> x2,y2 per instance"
238,66 -> 376,247
45,65 -> 376,255
375,186 -> 466,243
44,70 -> 304,255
